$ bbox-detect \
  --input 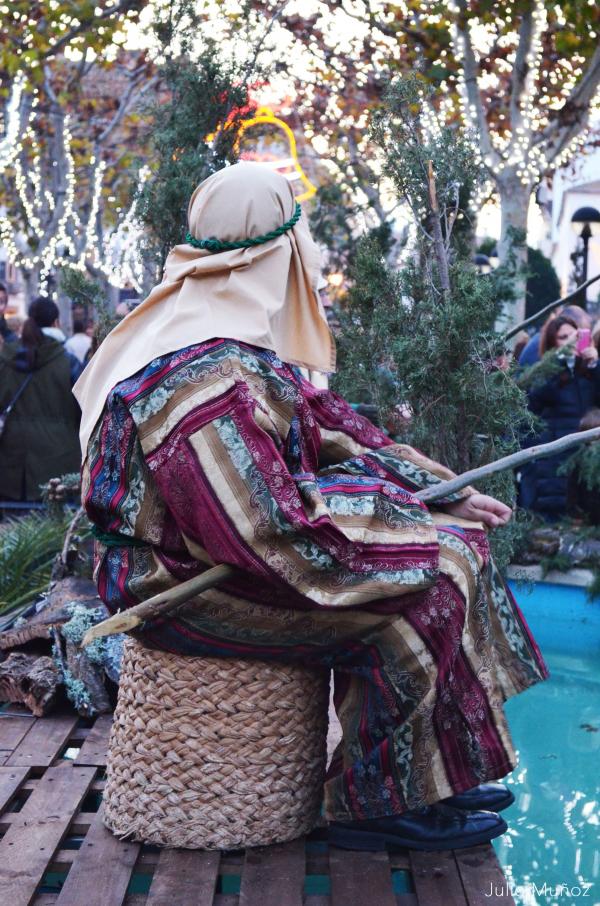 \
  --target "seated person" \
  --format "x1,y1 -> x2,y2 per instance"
75,164 -> 547,852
